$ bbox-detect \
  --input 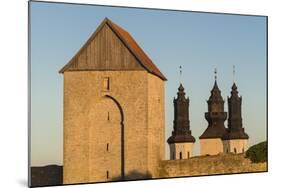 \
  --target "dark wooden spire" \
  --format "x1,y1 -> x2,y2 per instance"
167,84 -> 195,143
199,80 -> 227,139
208,80 -> 224,103
223,83 -> 249,140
